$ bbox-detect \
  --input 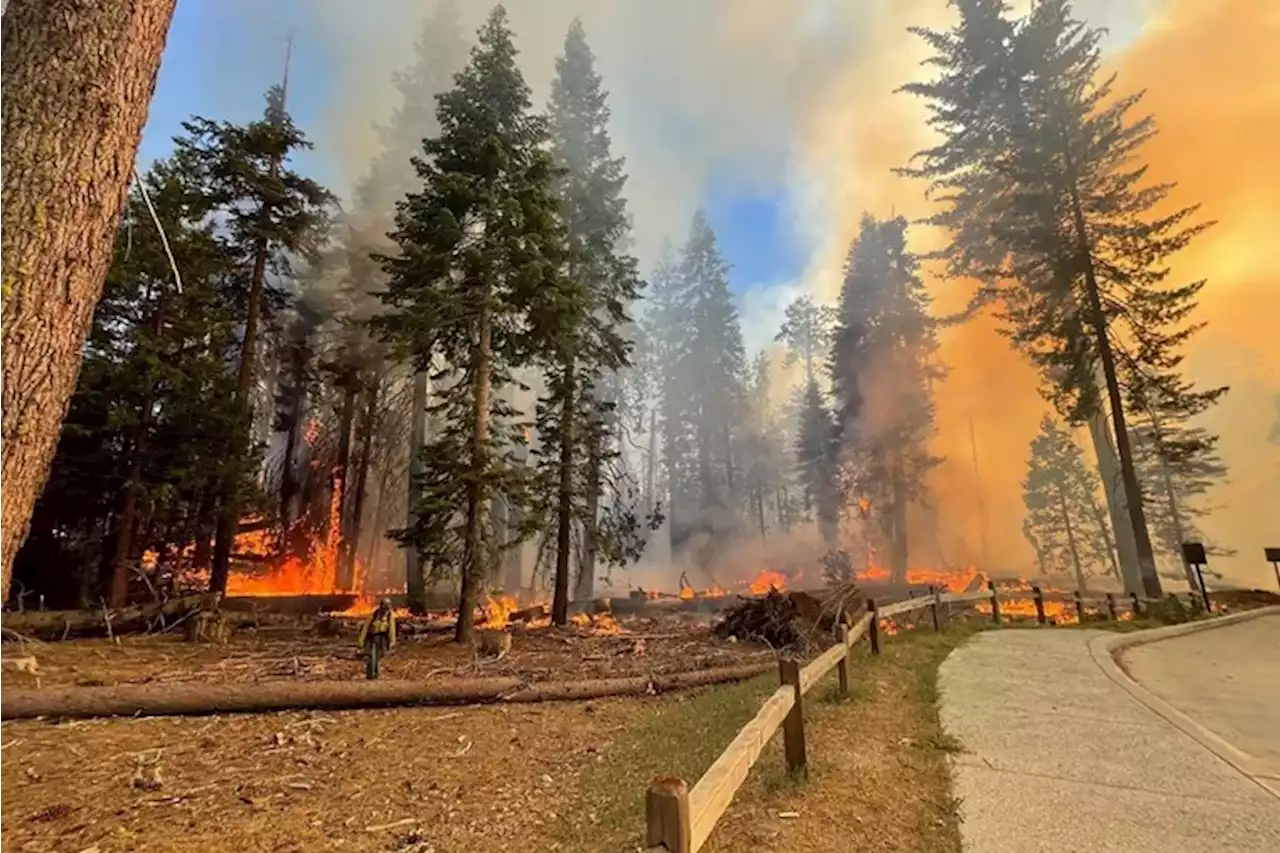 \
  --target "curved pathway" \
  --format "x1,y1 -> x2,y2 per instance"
938,618 -> 1280,853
